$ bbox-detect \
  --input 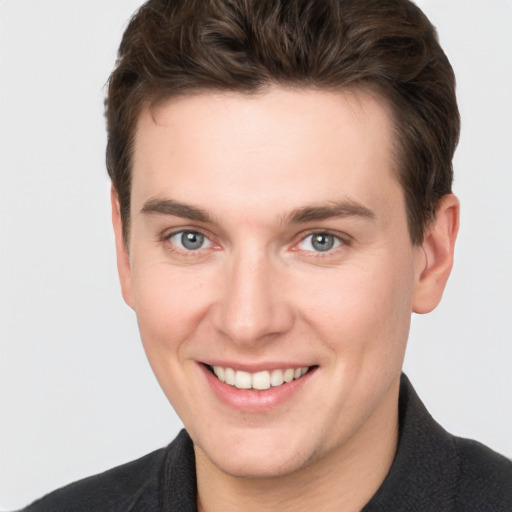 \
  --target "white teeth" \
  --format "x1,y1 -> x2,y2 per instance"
213,366 -> 225,382
235,370 -> 252,389
283,368 -> 294,382
252,371 -> 271,390
224,367 -> 236,385
210,365 -> 311,390
270,369 -> 284,387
